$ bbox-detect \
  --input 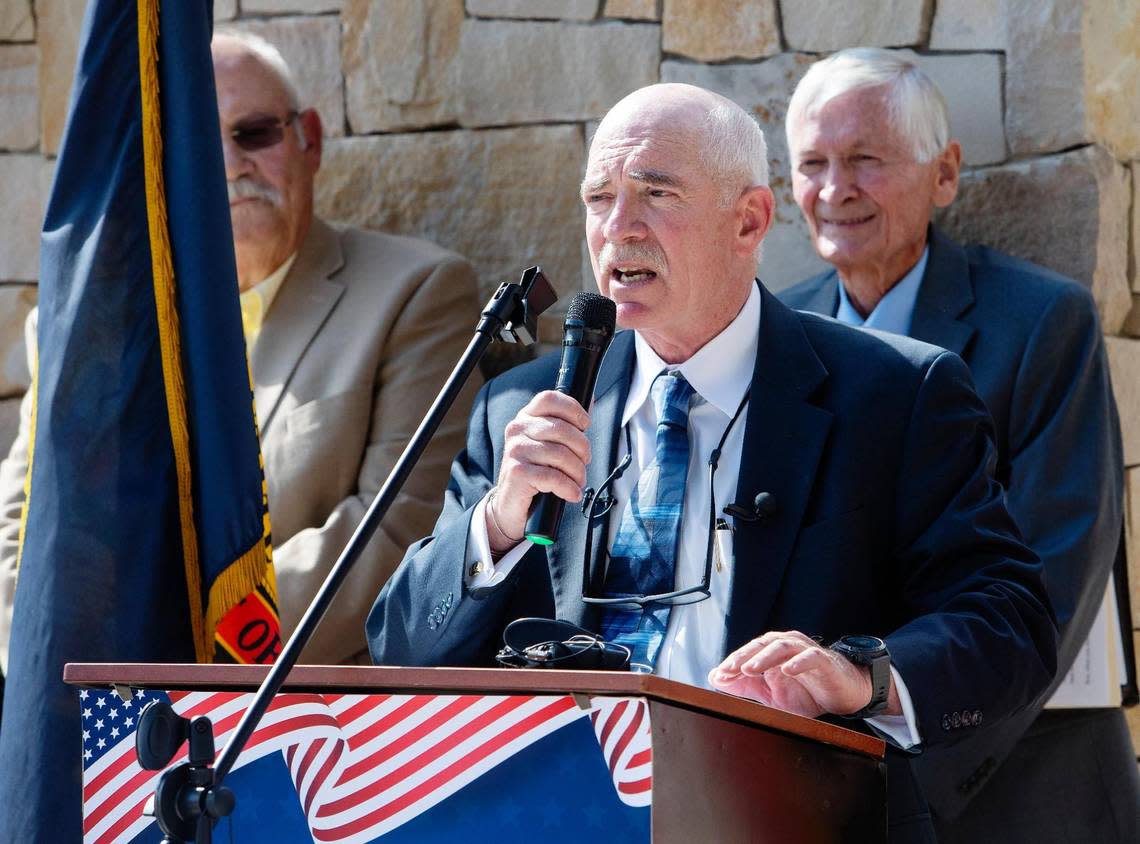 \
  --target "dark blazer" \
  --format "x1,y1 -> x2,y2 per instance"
367,283 -> 1058,839
780,227 -> 1136,838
